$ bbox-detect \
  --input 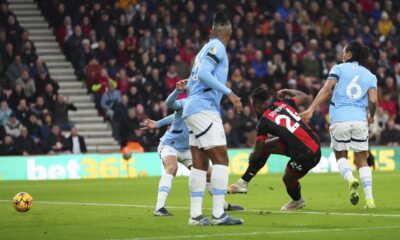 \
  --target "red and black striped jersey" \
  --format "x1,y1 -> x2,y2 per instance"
256,98 -> 320,154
